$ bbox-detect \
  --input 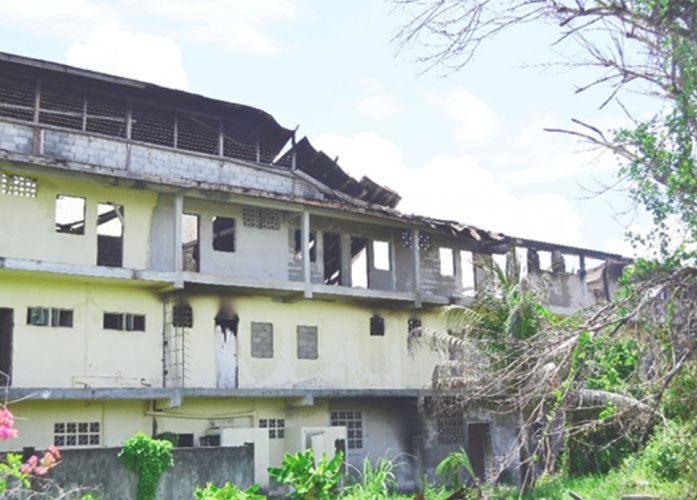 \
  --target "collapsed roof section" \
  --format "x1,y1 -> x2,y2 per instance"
0,51 -> 400,209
